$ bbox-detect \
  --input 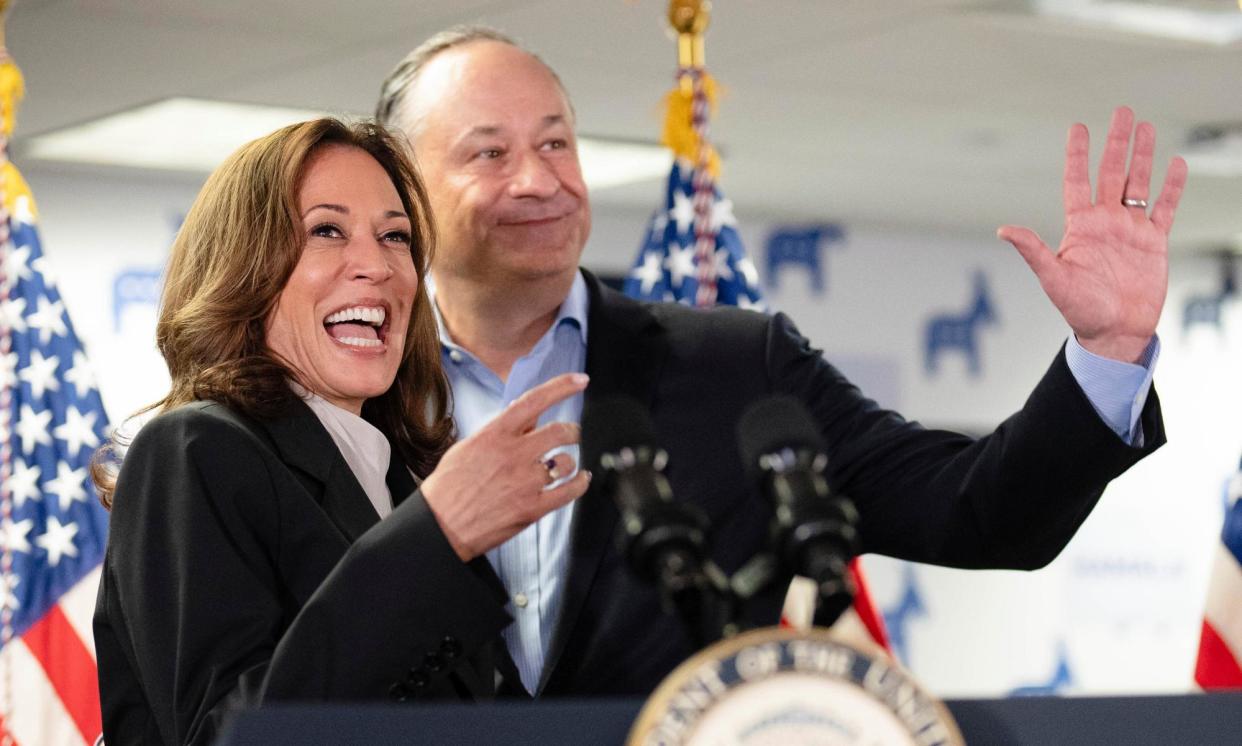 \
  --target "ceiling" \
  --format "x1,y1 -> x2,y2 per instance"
7,0 -> 1242,253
